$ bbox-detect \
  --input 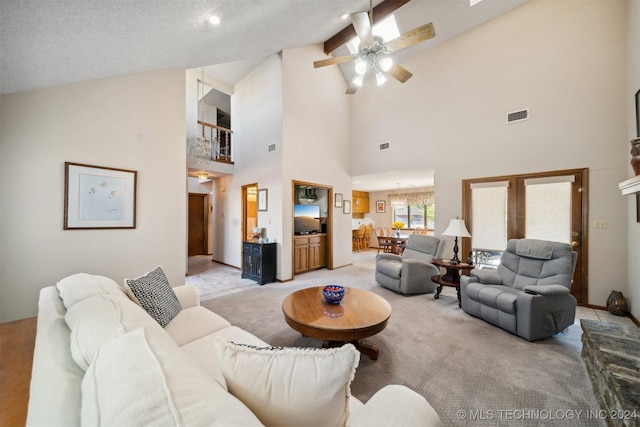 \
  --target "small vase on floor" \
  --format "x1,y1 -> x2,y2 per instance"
606,291 -> 629,316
